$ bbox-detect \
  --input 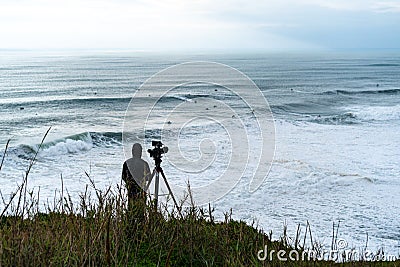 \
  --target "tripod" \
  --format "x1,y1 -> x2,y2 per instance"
147,157 -> 182,217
